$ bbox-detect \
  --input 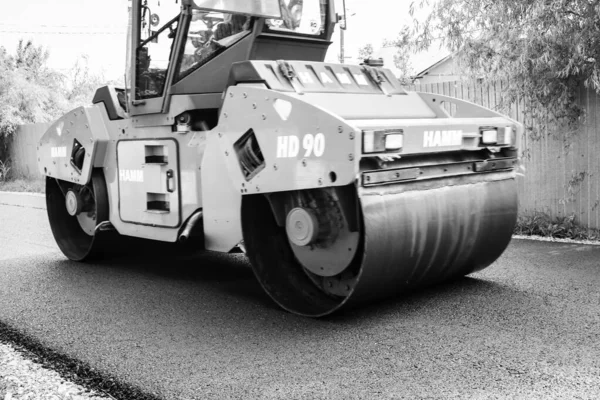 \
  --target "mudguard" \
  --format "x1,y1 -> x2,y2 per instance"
37,105 -> 110,185
197,84 -> 360,251
197,85 -> 362,194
